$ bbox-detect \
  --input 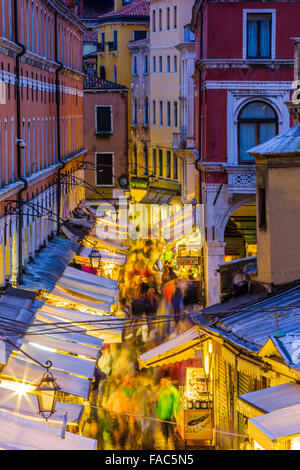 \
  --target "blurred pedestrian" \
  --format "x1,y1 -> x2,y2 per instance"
155,376 -> 180,448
